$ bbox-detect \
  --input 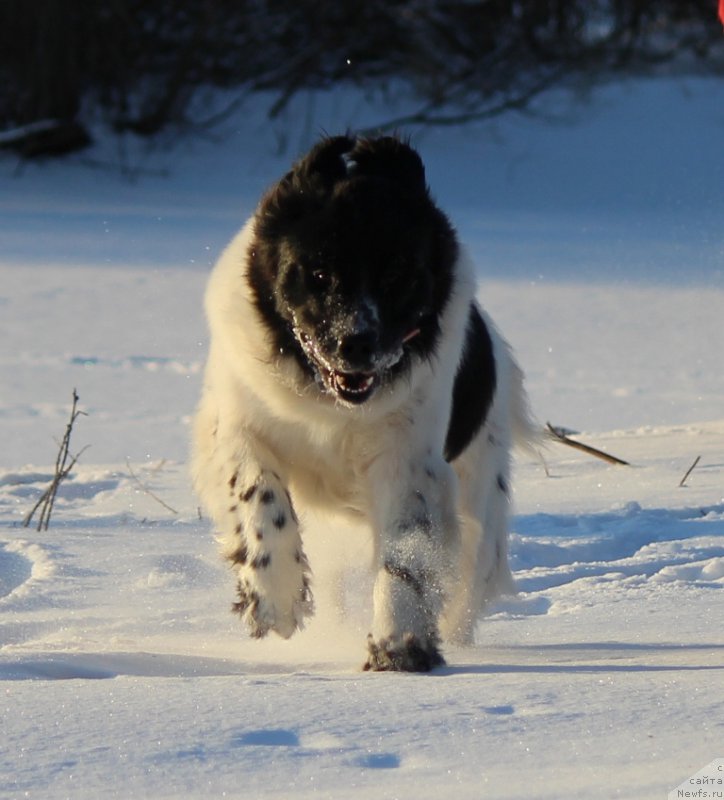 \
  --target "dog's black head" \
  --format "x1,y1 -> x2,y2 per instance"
248,135 -> 458,406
